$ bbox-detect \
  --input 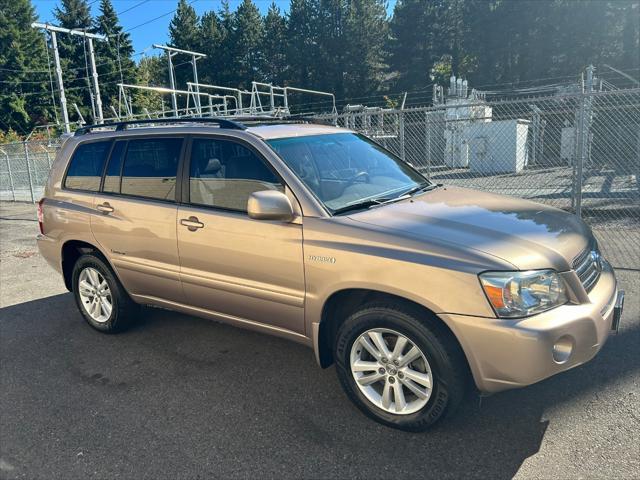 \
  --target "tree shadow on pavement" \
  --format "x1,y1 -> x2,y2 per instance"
0,292 -> 637,479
